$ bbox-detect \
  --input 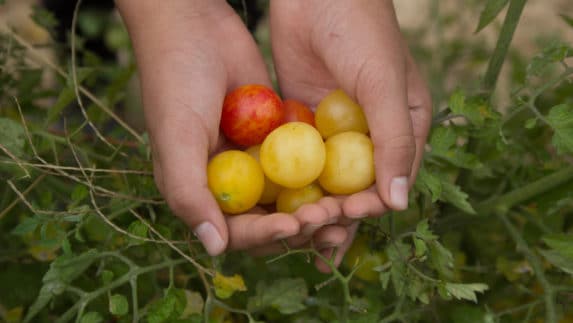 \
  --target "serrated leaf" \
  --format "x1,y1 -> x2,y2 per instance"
539,249 -> 573,274
475,0 -> 509,33
109,294 -> 129,316
24,250 -> 98,322
0,118 -> 26,159
429,127 -> 457,152
528,42 -> 573,77
414,238 -> 428,258
448,90 -> 493,126
379,271 -> 391,289
213,272 -> 246,299
547,104 -> 573,154
147,293 -> 178,323
415,168 -> 442,202
416,219 -> 438,241
440,180 -> 476,214
80,312 -> 104,323
247,278 -> 307,315
429,241 -> 455,278
444,283 -> 489,303
543,234 -> 573,259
